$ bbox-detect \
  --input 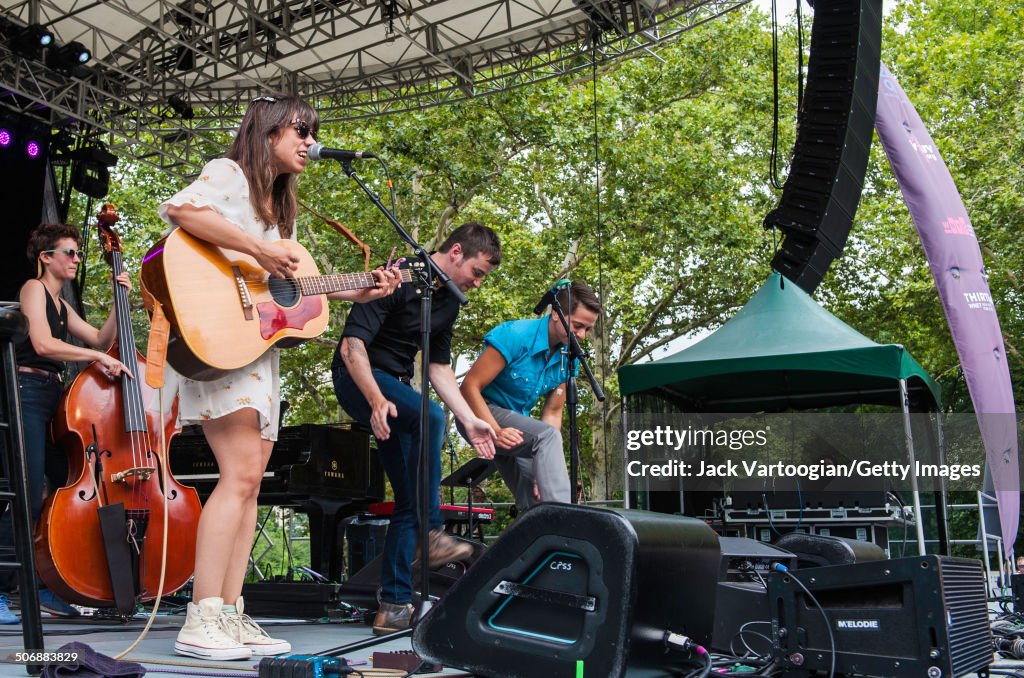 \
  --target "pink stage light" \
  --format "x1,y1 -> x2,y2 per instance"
26,140 -> 42,158
0,129 -> 11,147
